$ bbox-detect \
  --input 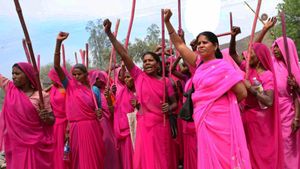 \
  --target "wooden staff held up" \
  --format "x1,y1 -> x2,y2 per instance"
86,43 -> 89,70
22,39 -> 31,64
217,12 -> 233,37
74,52 -> 78,64
280,11 -> 292,75
14,0 -> 44,108
161,9 -> 167,125
106,19 -> 120,88
124,0 -> 136,50
245,0 -> 262,79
